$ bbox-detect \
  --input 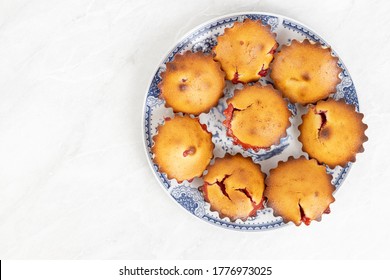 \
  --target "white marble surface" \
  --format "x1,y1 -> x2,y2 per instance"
1,0 -> 390,259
